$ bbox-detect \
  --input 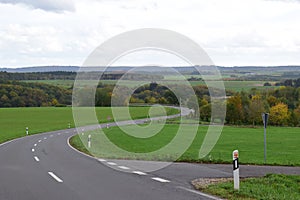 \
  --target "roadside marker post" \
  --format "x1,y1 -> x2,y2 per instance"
88,134 -> 91,148
68,123 -> 71,129
232,150 -> 239,190
262,113 -> 269,164
26,127 -> 29,135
